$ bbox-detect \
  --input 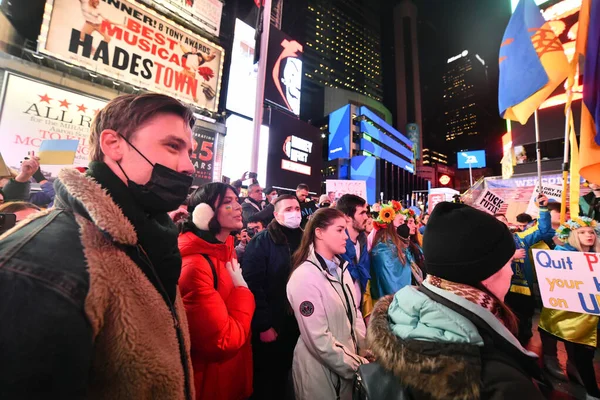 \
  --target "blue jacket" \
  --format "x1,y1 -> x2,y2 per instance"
2,179 -> 55,206
370,240 -> 412,300
339,231 -> 370,295
510,207 -> 554,296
